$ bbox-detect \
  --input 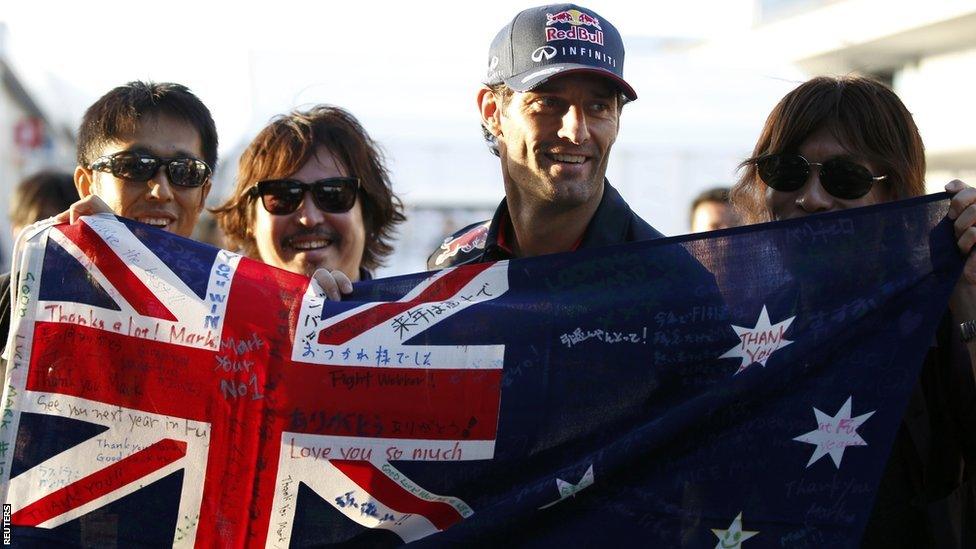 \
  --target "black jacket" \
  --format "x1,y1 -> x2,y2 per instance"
427,182 -> 663,269
861,315 -> 976,548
